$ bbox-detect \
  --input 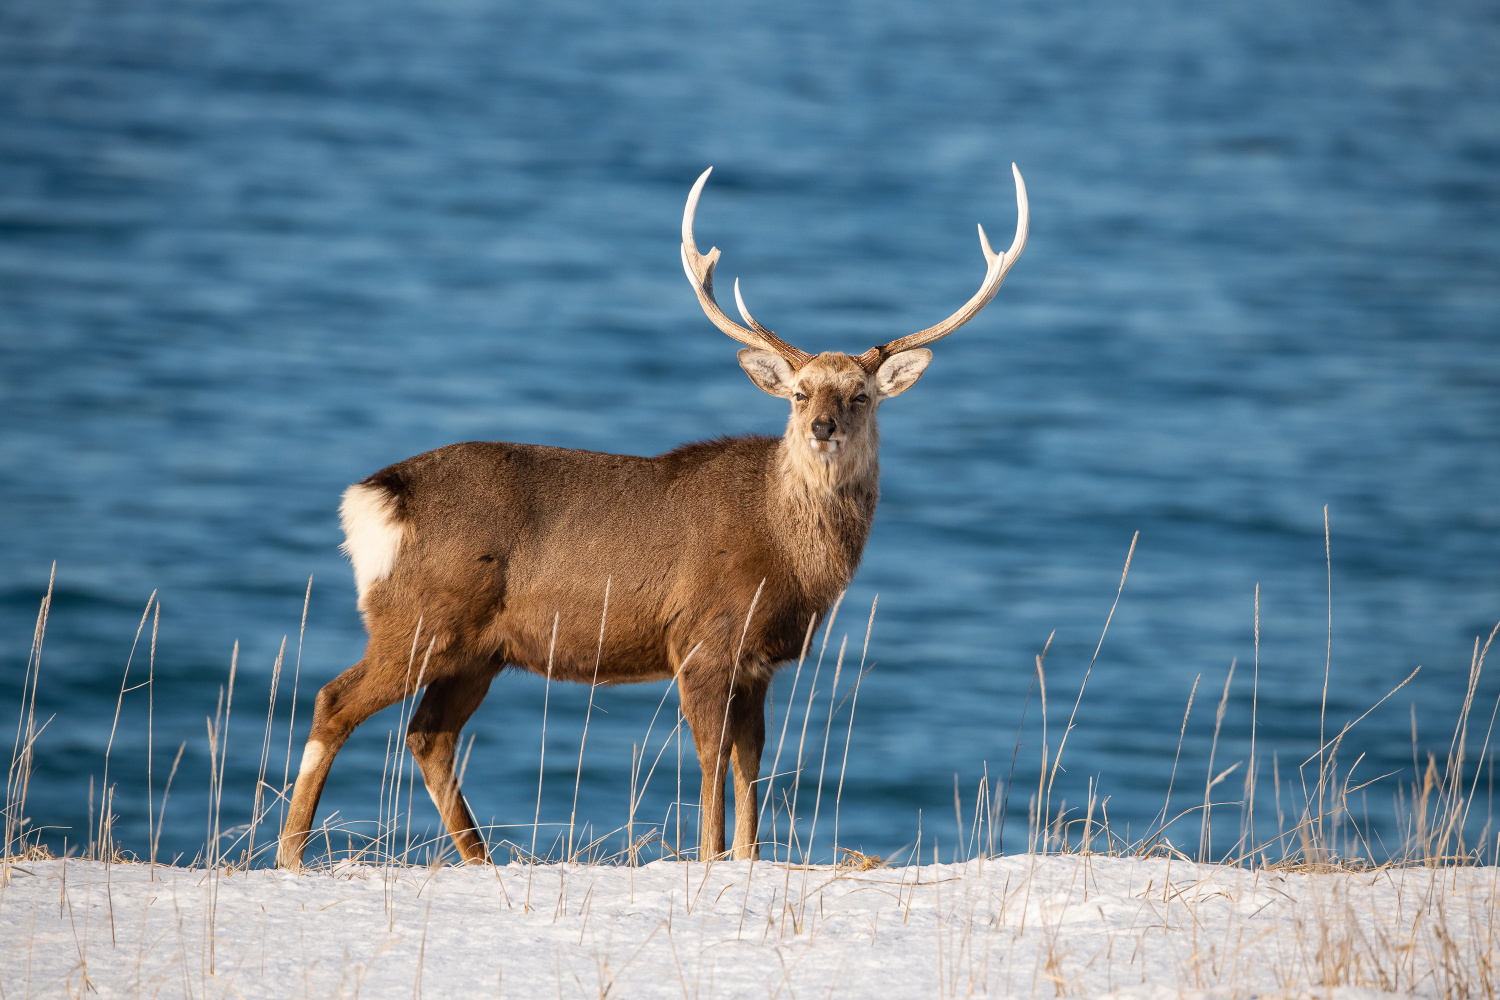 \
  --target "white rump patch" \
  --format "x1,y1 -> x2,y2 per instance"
340,482 -> 406,610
